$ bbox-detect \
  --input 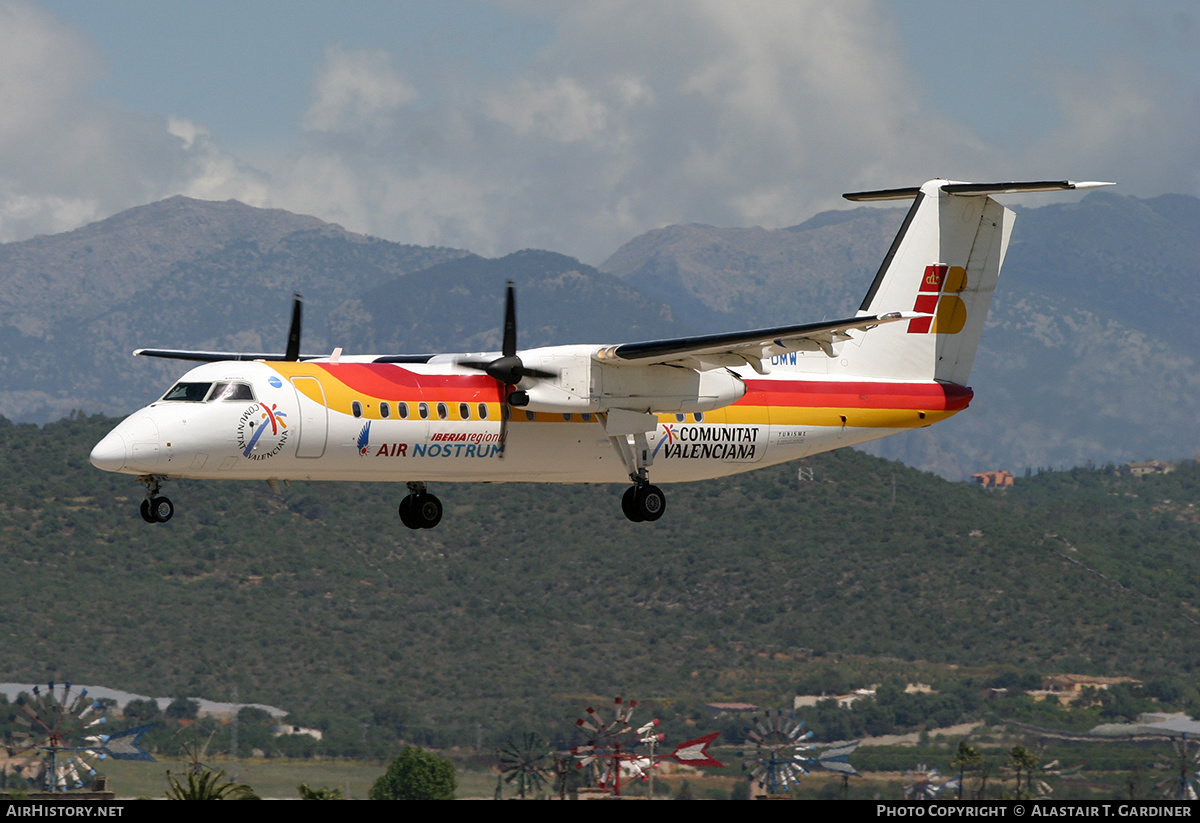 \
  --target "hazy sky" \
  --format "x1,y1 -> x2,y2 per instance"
3,1 -> 1196,263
